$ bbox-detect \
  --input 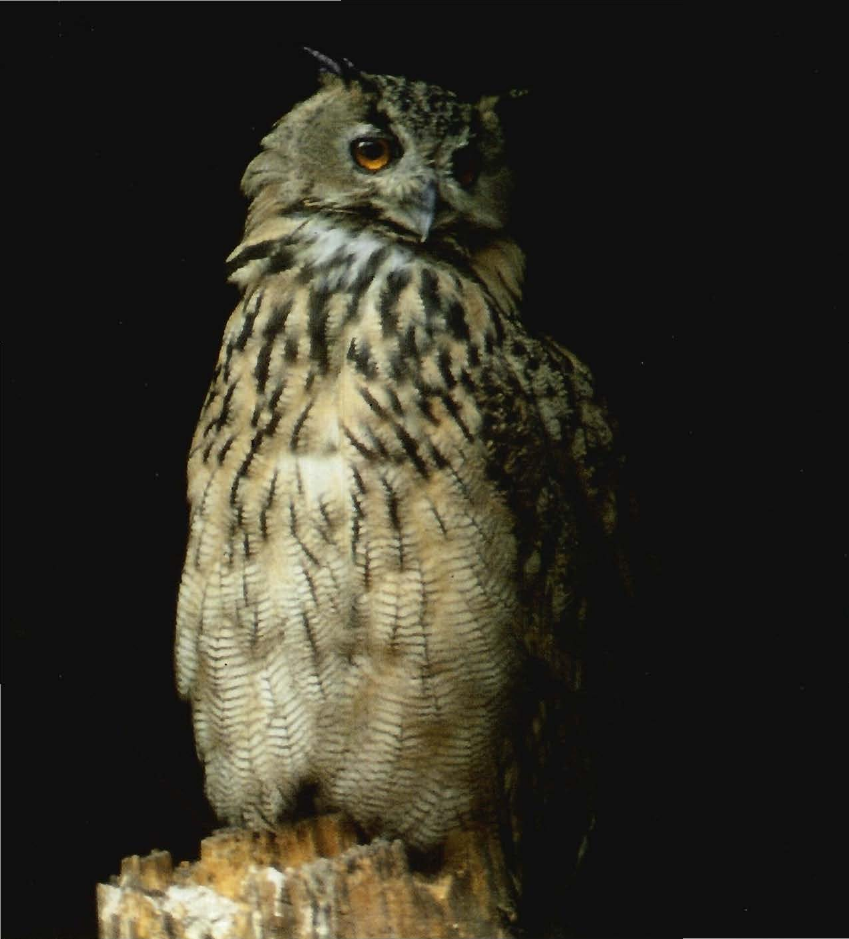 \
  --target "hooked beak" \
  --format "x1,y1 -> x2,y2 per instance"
403,179 -> 438,243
